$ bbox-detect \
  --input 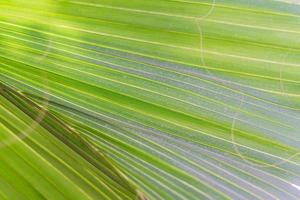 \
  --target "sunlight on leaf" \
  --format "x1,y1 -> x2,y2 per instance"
0,0 -> 300,199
